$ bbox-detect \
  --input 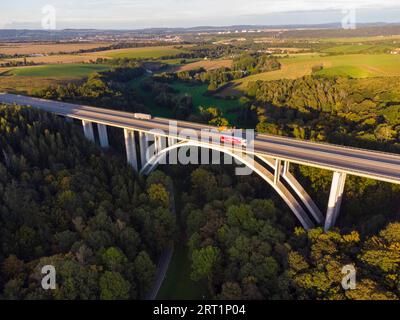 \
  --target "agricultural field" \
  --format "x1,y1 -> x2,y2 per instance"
0,63 -> 111,94
159,58 -> 201,66
92,45 -> 189,60
174,59 -> 233,72
1,54 -> 99,65
0,42 -> 111,55
0,44 -> 194,96
319,35 -> 400,43
0,76 -> 72,94
0,44 -> 191,66
321,44 -> 394,54
233,53 -> 400,90
2,63 -> 111,77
